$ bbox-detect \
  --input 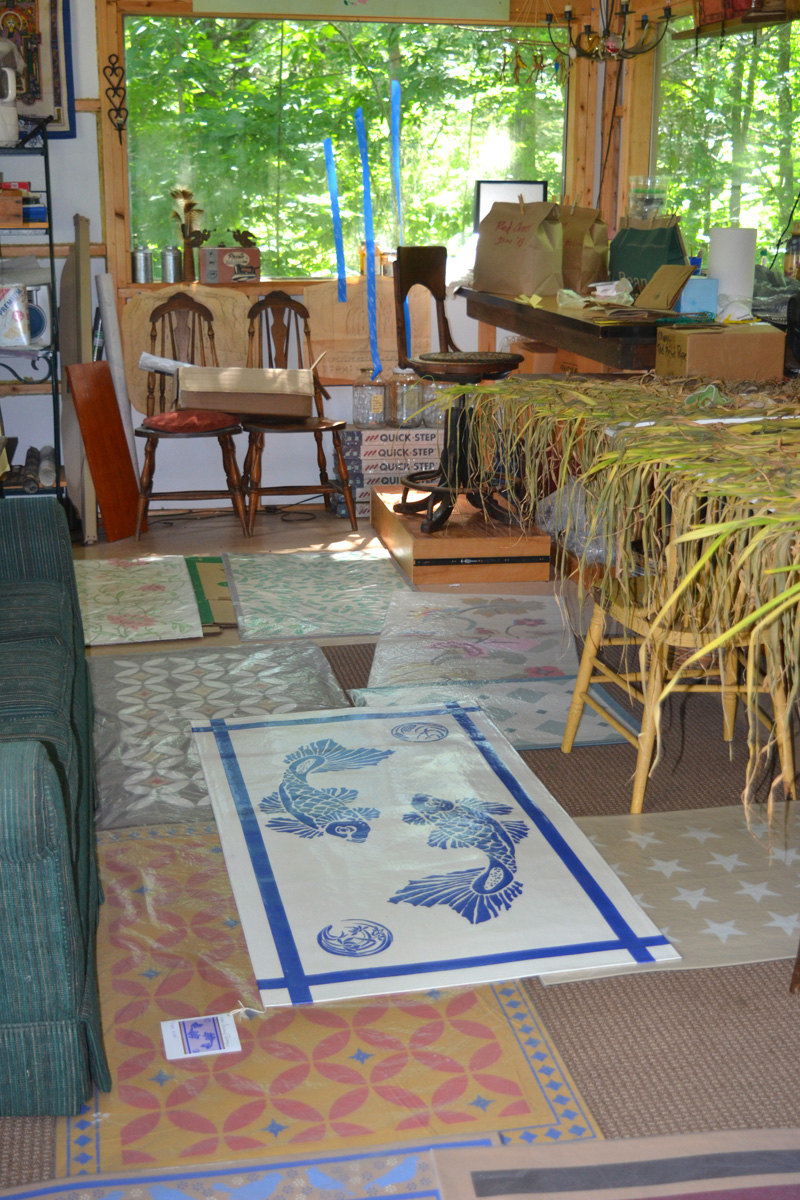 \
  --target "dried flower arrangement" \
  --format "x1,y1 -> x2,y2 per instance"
170,187 -> 211,283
